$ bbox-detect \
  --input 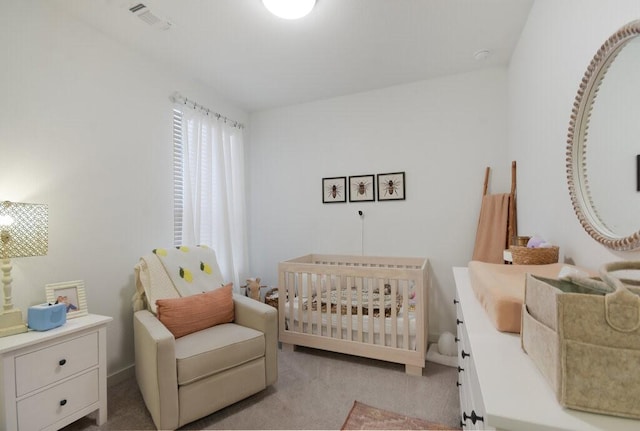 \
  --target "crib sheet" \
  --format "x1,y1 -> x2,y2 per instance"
284,298 -> 417,349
